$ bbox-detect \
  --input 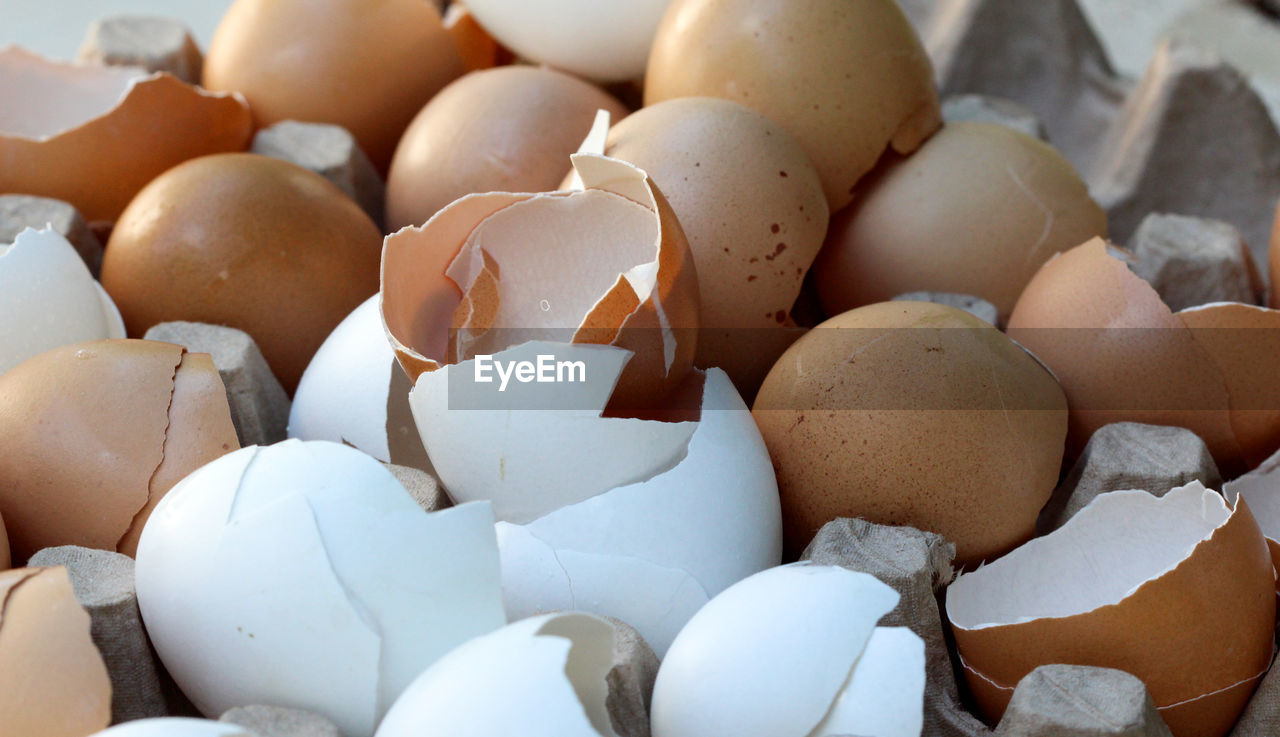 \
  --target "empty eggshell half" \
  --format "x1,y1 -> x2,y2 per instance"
947,482 -> 1275,737
0,227 -> 125,377
1225,447 -> 1280,590
651,564 -> 924,737
0,339 -> 238,562
0,47 -> 252,222
376,612 -> 629,737
289,295 -> 430,472
0,566 -> 112,736
89,719 -> 259,737
382,153 -> 699,409
135,440 -> 506,737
